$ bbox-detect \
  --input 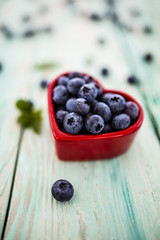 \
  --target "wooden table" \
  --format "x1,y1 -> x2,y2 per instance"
0,0 -> 160,239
